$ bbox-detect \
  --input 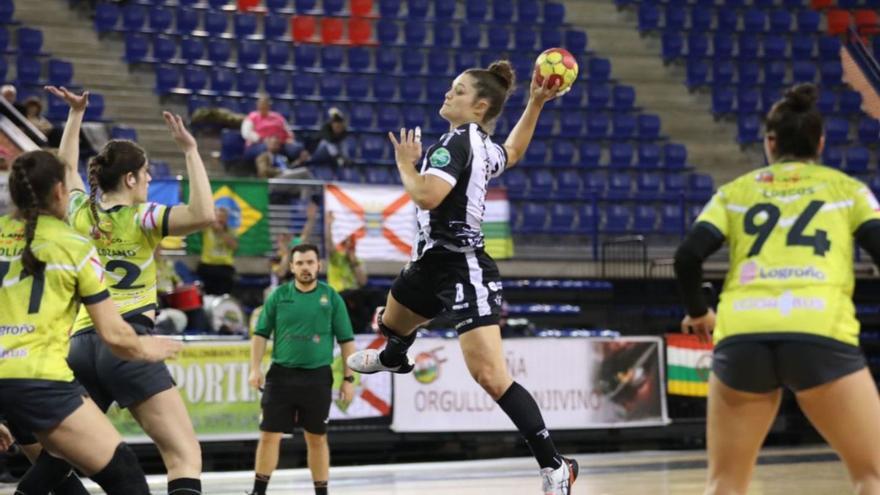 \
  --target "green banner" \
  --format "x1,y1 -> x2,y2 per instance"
182,179 -> 270,256
107,338 -> 391,441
